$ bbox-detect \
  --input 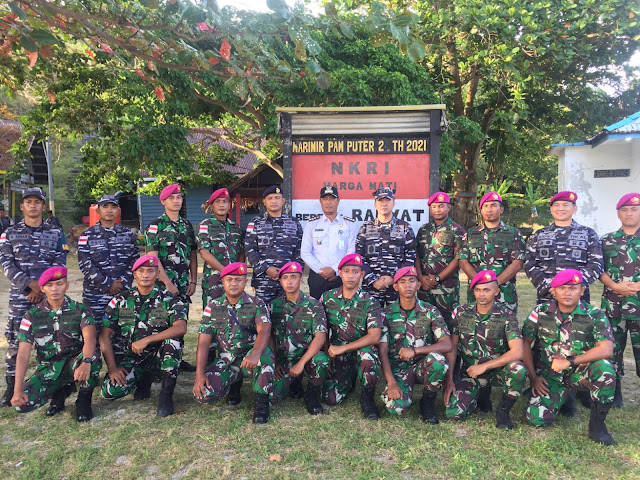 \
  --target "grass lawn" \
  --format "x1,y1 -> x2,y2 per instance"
0,272 -> 638,480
